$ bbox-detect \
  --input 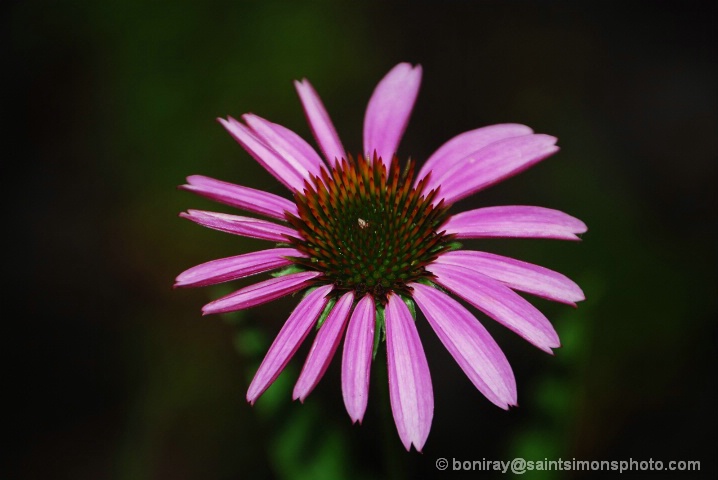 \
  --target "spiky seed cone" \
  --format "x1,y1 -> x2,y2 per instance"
286,154 -> 453,303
